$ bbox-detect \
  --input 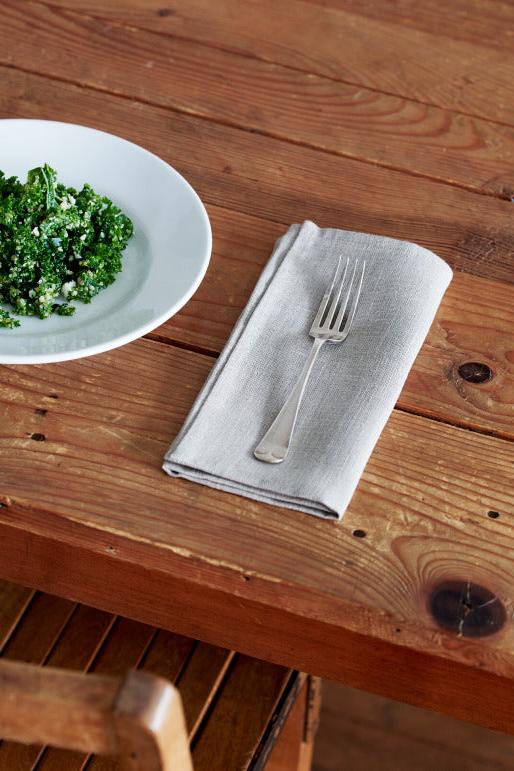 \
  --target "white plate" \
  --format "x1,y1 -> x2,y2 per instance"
0,119 -> 212,364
